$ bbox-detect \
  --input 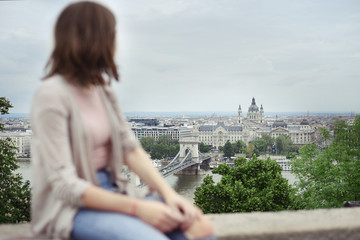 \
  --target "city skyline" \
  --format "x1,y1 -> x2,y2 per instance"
1,0 -> 360,113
